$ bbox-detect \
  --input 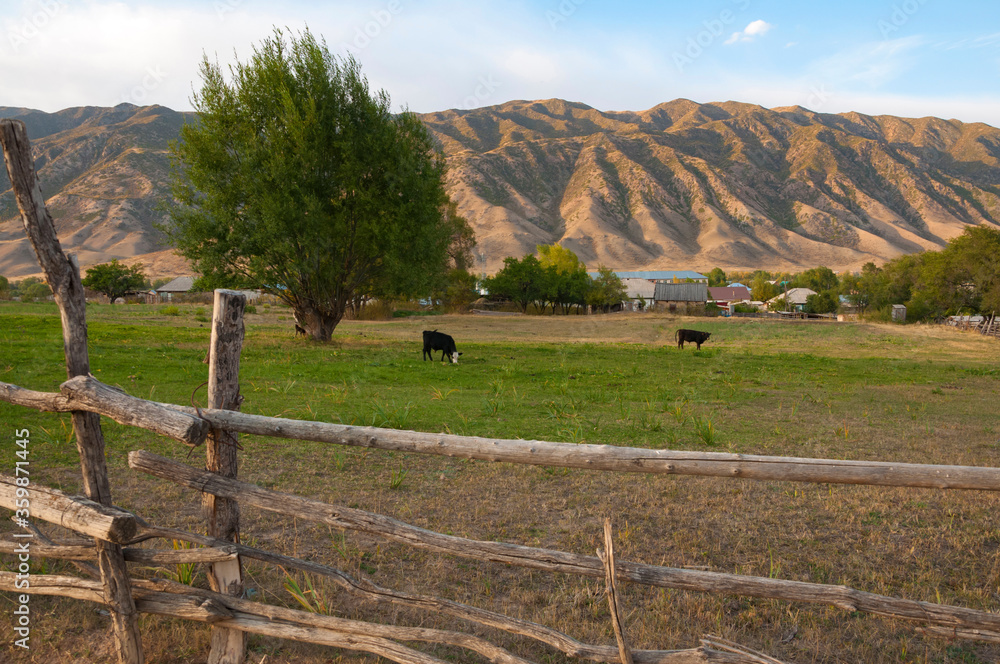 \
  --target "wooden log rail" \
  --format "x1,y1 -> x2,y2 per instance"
128,450 -> 1000,638
6,377 -> 1000,491
0,539 -> 239,564
0,378 -> 207,447
0,474 -> 136,543
0,571 -> 784,664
